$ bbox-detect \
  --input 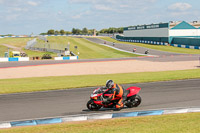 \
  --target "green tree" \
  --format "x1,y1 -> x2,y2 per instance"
76,29 -> 82,34
40,33 -> 47,35
82,27 -> 88,34
60,29 -> 65,35
65,31 -> 72,34
98,27 -> 123,34
72,28 -> 77,34
47,29 -> 55,35
55,30 -> 60,35
118,27 -> 124,33
88,29 -> 95,35
100,29 -> 107,33
108,27 -> 117,34
72,28 -> 82,34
